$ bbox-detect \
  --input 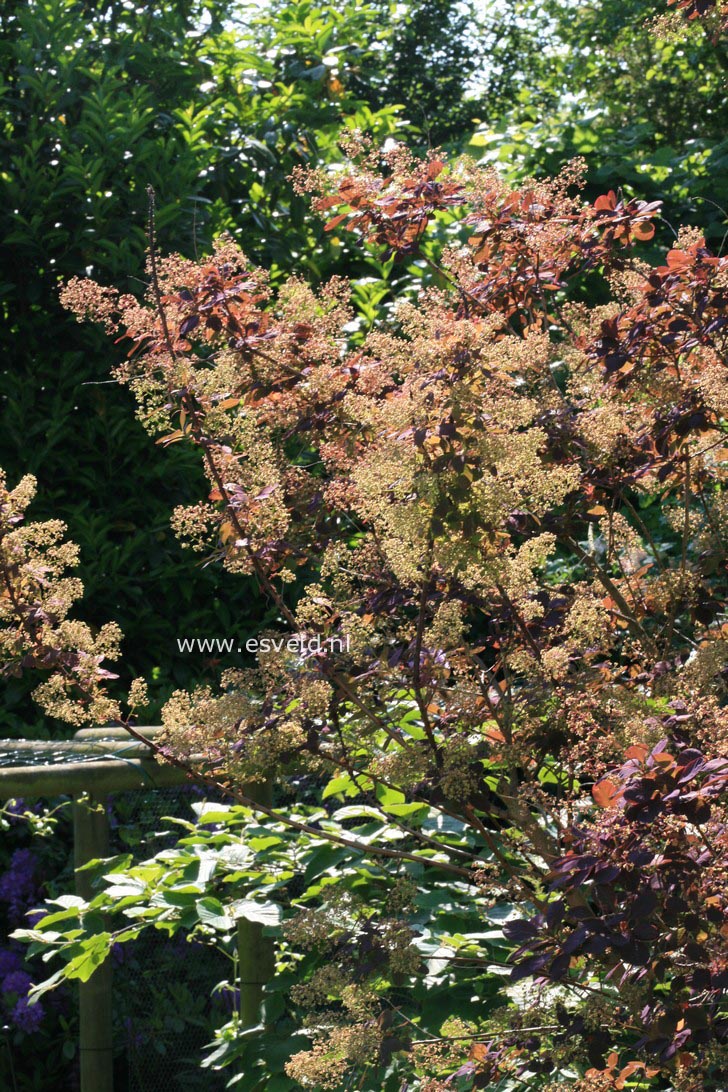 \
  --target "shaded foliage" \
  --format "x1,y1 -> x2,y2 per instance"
471,0 -> 728,245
